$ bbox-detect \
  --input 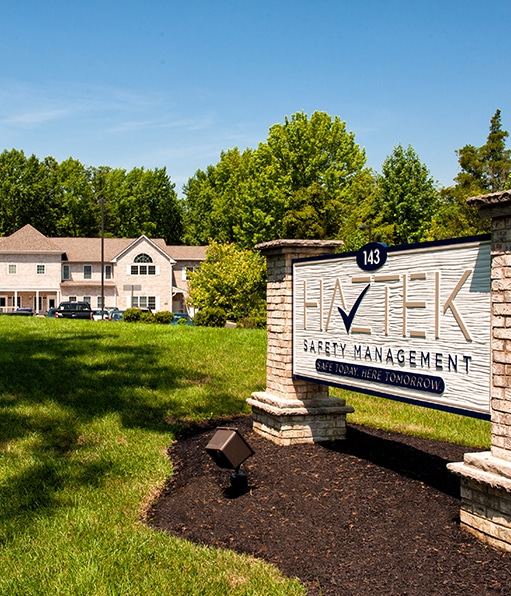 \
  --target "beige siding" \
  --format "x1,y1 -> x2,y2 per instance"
114,243 -> 172,311
0,225 -> 205,314
0,253 -> 61,291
